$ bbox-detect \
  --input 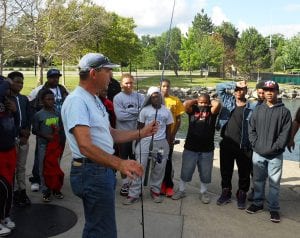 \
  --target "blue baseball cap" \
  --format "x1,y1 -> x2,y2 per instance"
78,53 -> 119,72
47,69 -> 62,78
